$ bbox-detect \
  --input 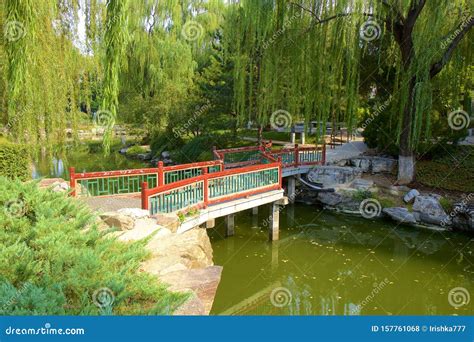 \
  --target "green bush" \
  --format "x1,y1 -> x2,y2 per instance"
0,140 -> 30,181
0,177 -> 186,315
126,145 -> 147,156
